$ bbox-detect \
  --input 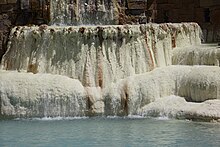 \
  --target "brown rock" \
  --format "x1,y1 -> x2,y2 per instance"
0,0 -> 7,4
7,0 -> 17,4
